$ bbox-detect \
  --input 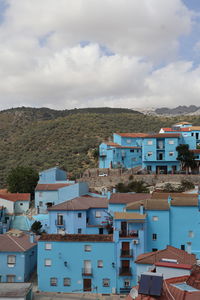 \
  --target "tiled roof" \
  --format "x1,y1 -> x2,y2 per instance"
186,265 -> 200,290
155,262 -> 192,270
0,193 -> 30,202
171,197 -> 198,206
109,193 -> 151,204
39,234 -> 113,242
0,283 -> 32,297
152,192 -> 198,199
114,133 -> 149,138
105,142 -> 141,149
114,212 -> 146,221
191,149 -> 200,153
144,133 -> 181,138
48,197 -> 108,211
135,245 -> 196,265
0,233 -> 37,252
161,127 -> 191,132
35,183 -> 71,191
126,199 -> 169,211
